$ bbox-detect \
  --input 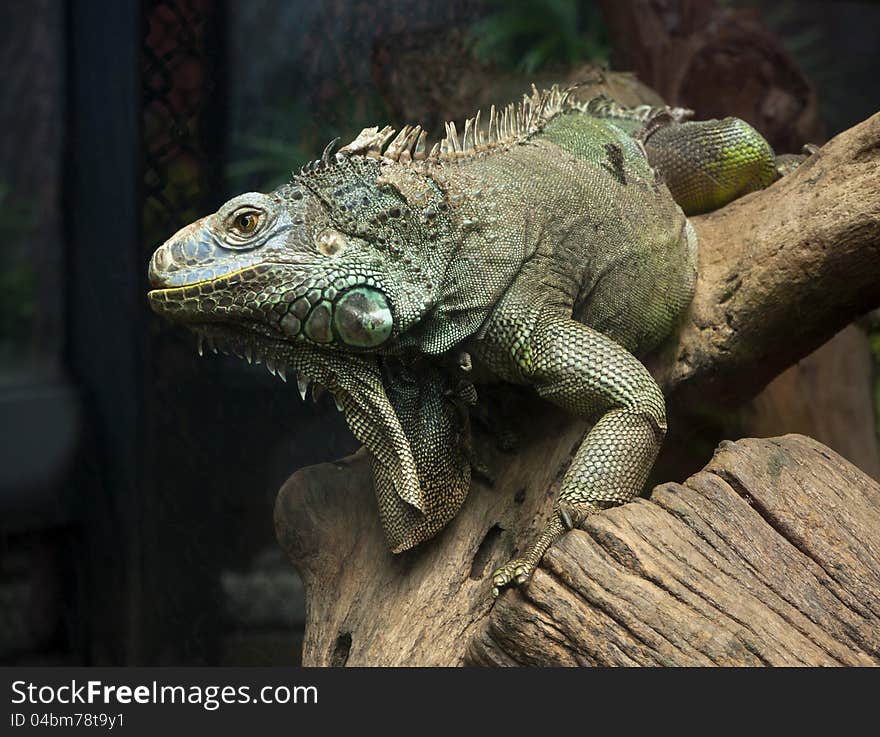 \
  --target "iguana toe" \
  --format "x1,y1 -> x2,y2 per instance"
491,558 -> 535,596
